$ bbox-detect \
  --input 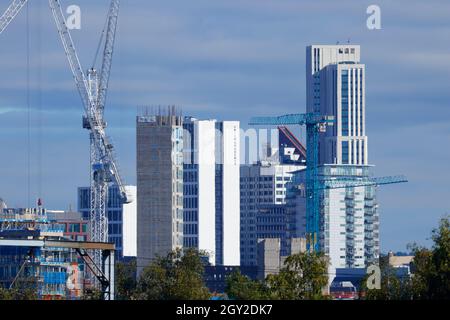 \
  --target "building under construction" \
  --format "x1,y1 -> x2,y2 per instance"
0,201 -> 115,300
